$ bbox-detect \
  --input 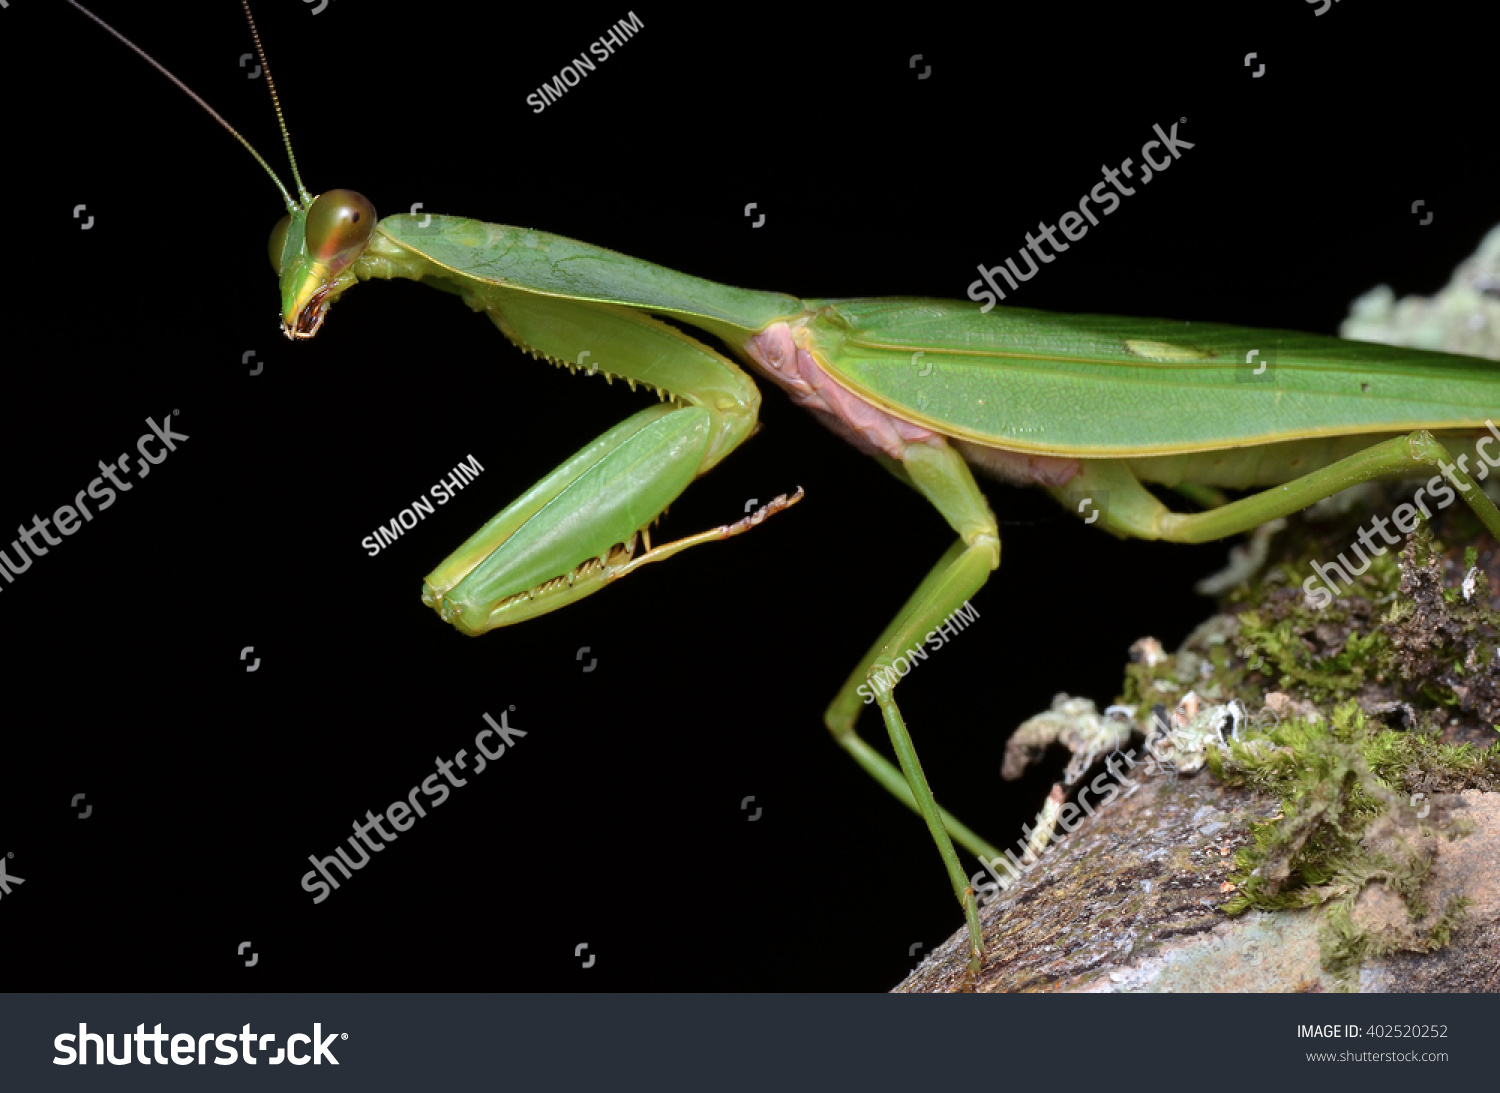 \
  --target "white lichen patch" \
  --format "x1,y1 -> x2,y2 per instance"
1341,222 -> 1500,359
1144,691 -> 1246,775
1002,693 -> 1136,785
